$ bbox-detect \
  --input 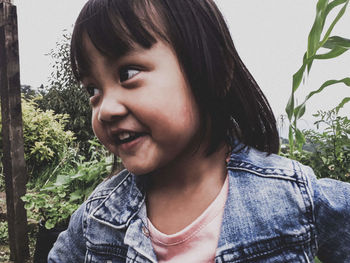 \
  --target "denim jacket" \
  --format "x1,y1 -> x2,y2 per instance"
48,147 -> 350,262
